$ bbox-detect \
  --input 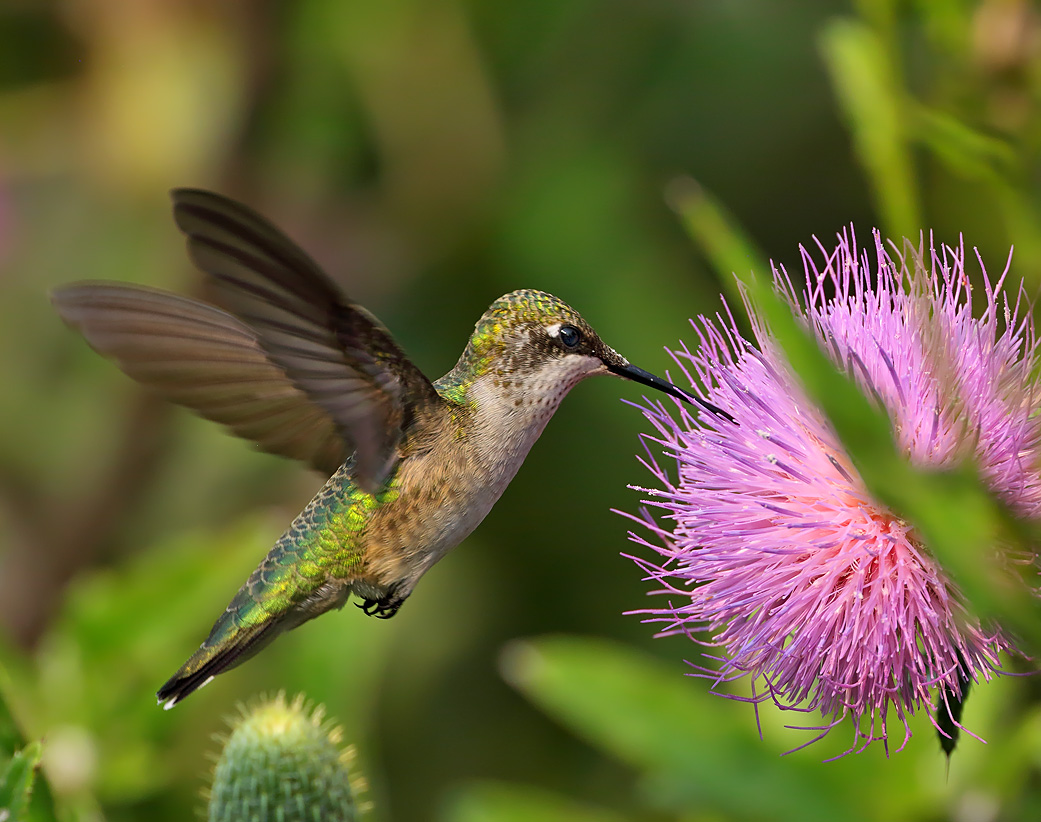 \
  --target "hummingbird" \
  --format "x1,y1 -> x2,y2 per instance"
52,188 -> 728,708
